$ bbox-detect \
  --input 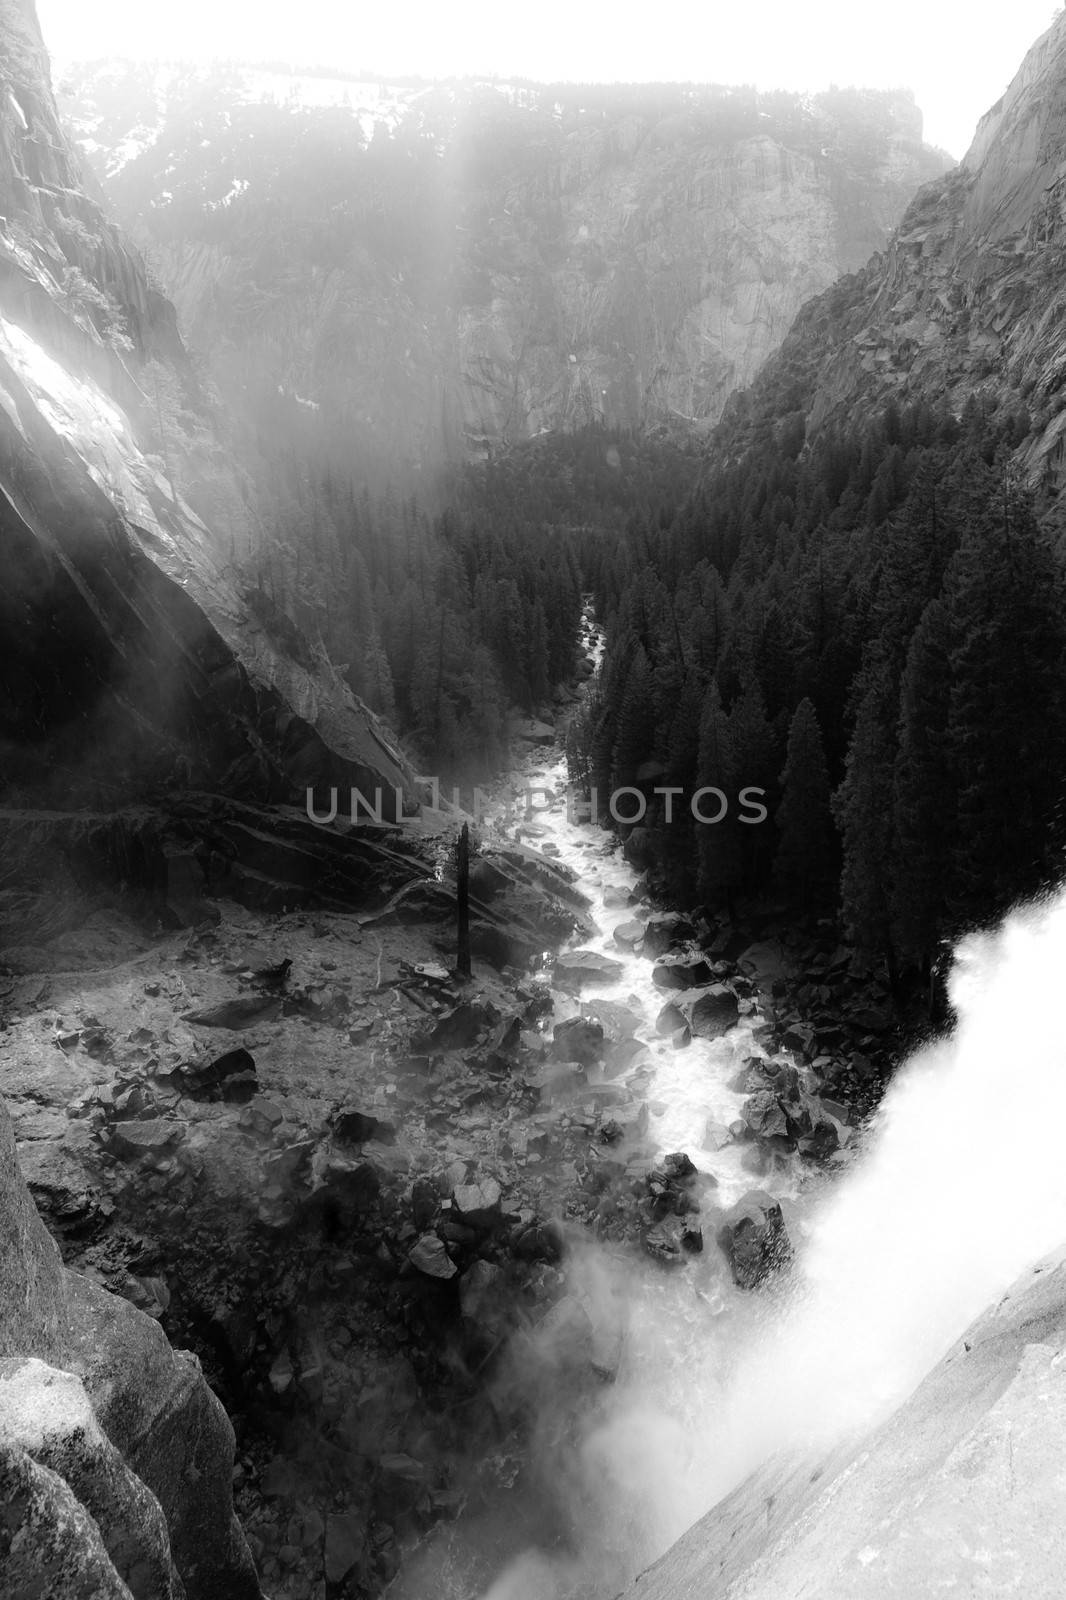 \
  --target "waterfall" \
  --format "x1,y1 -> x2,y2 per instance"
469,870 -> 1066,1598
